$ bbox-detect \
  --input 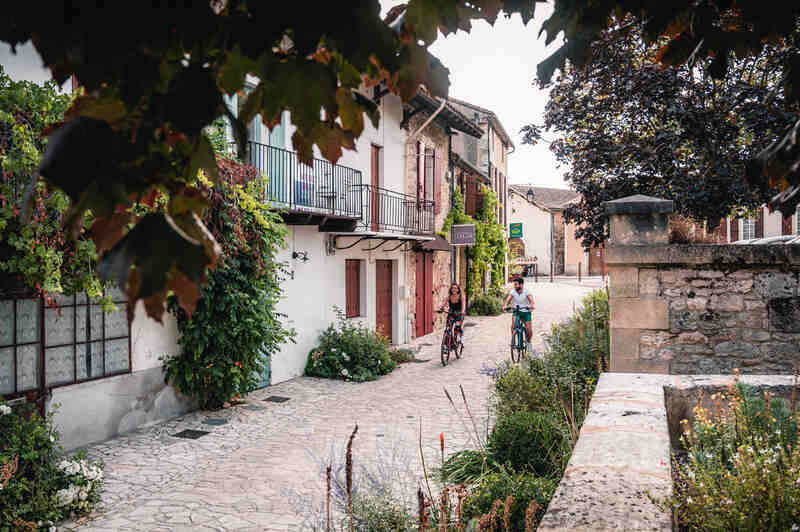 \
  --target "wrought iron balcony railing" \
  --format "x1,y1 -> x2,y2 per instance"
245,141 -> 363,219
238,141 -> 435,234
357,184 -> 435,235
